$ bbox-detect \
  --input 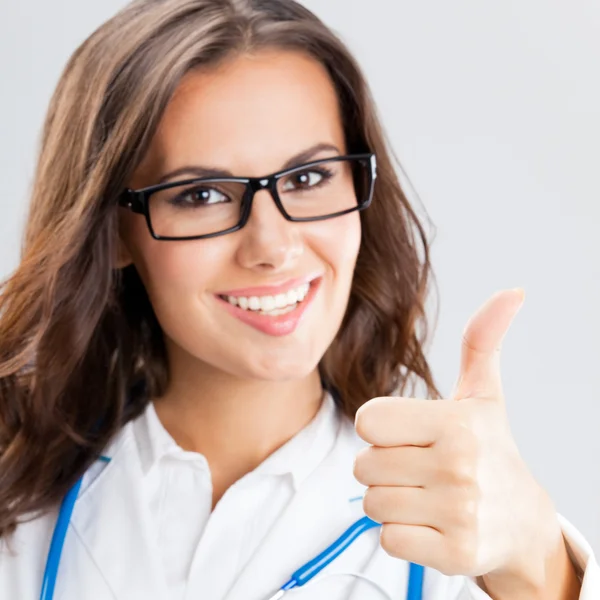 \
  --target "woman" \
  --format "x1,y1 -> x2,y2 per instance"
0,0 -> 597,598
